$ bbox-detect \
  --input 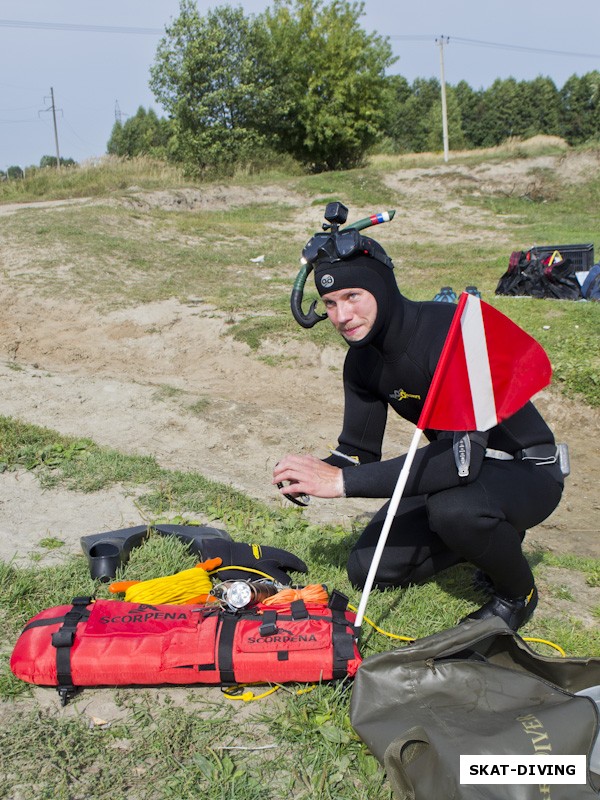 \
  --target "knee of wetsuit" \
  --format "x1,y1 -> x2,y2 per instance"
347,549 -> 369,590
427,493 -> 495,548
